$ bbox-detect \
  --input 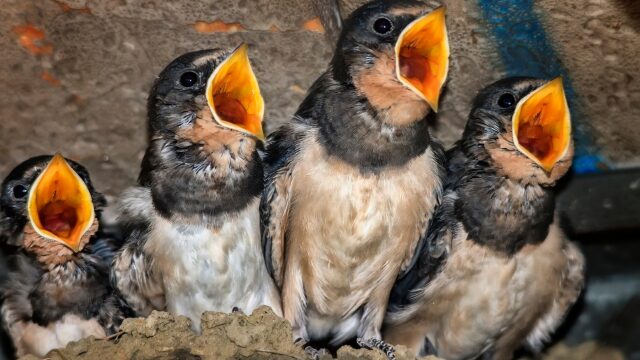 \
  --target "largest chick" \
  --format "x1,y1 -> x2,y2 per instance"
384,77 -> 585,360
0,154 -> 129,357
112,45 -> 281,331
261,0 -> 449,348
